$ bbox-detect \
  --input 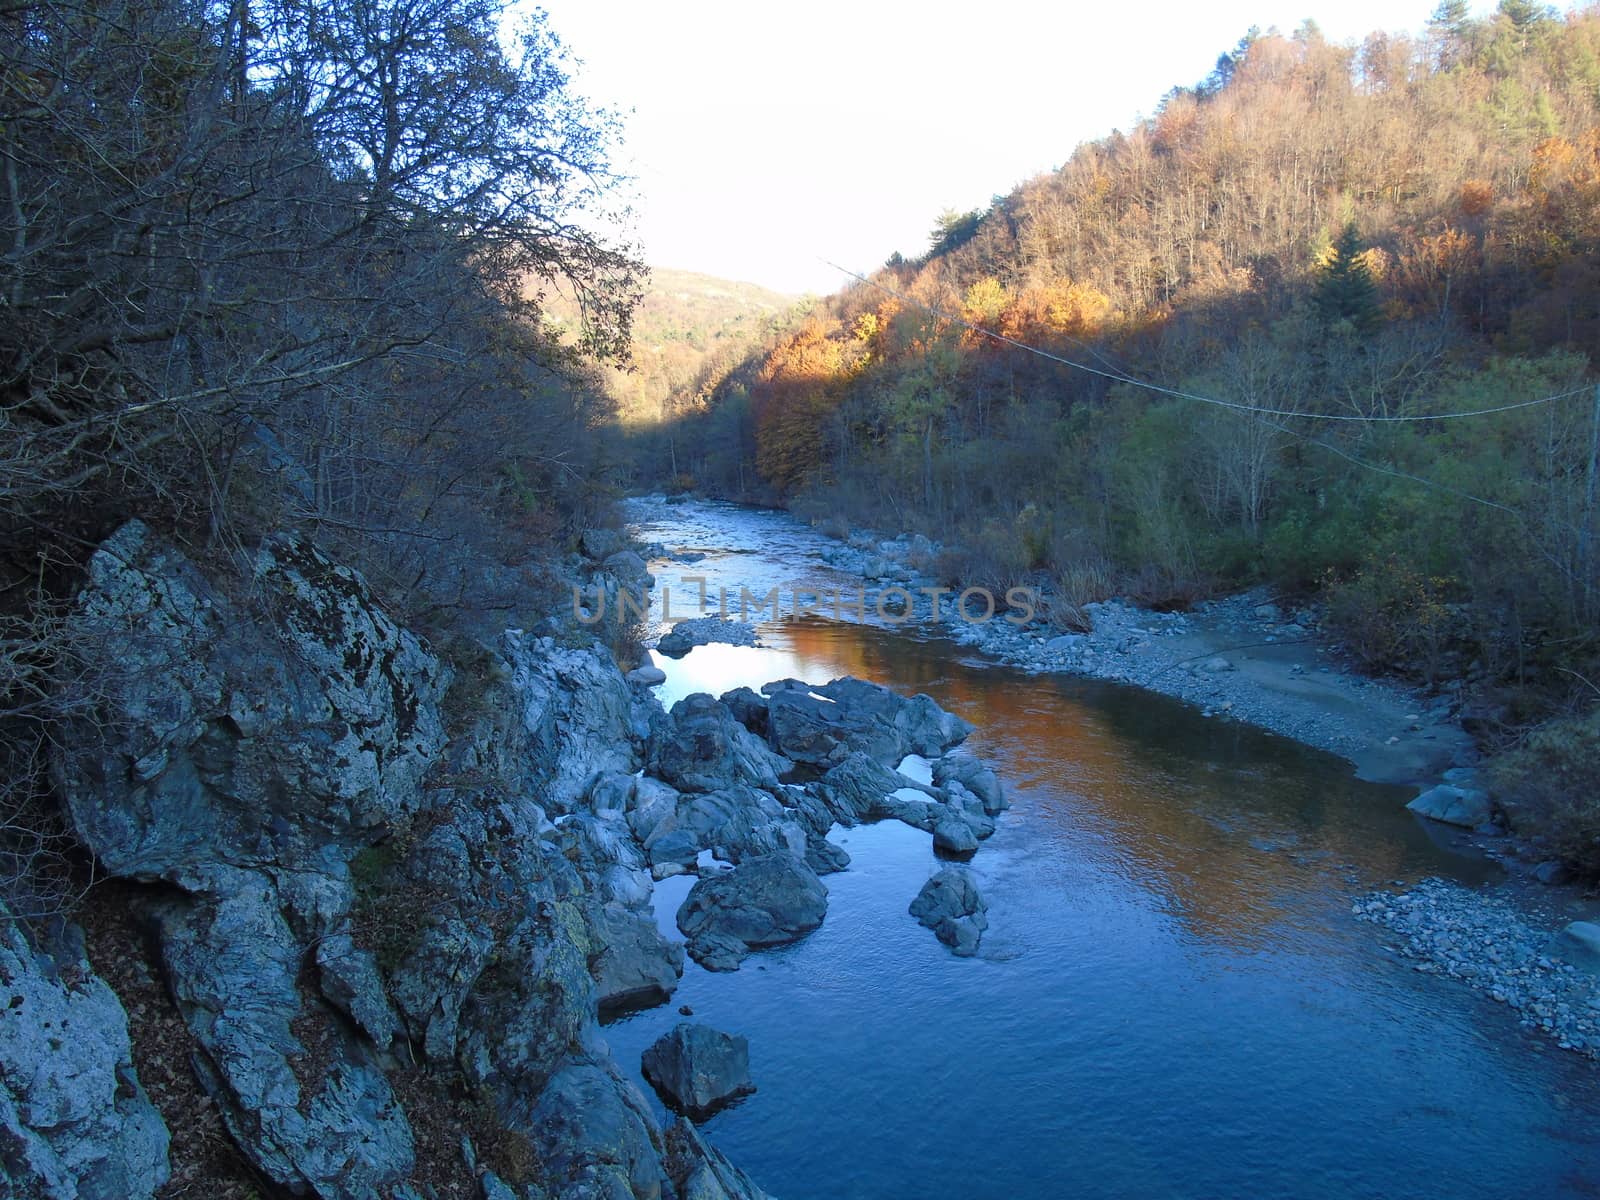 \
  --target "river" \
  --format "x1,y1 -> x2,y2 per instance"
600,497 -> 1600,1199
